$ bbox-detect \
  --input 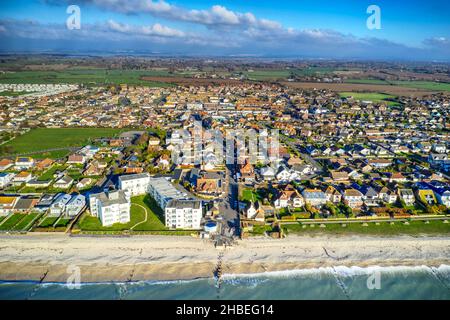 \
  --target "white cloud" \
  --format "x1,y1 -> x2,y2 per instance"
107,19 -> 185,37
